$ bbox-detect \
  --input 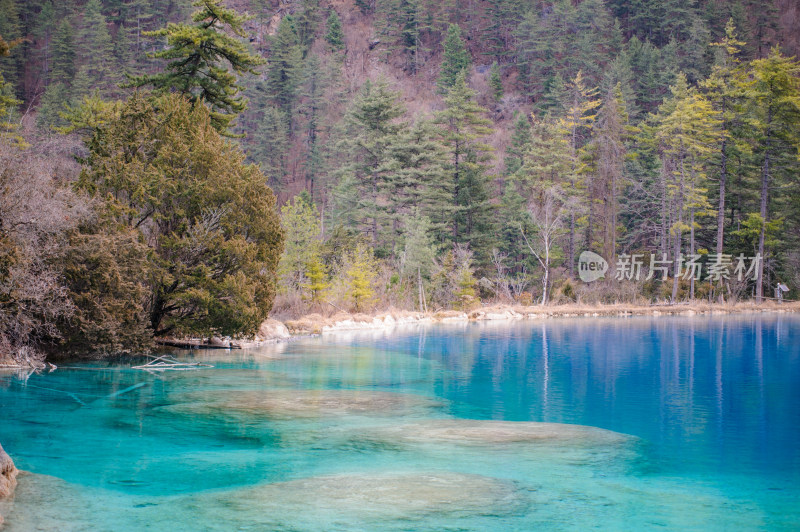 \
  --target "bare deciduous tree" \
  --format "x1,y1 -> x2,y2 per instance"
0,141 -> 89,365
520,187 -> 566,305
